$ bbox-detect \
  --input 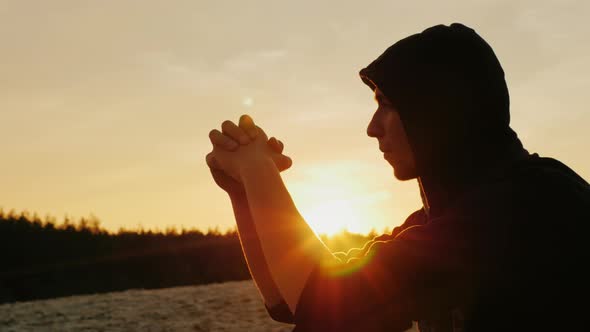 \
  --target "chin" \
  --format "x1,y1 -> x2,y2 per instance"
392,165 -> 418,181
